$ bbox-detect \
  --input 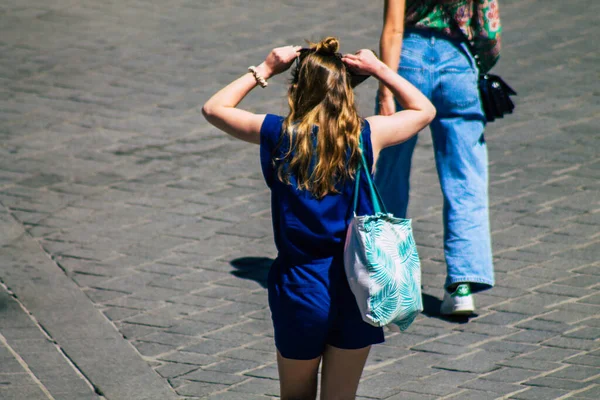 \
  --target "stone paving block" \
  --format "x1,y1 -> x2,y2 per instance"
243,365 -> 278,380
575,265 -> 600,277
574,385 -> 600,399
184,311 -> 242,326
498,357 -> 563,372
412,341 -> 469,356
0,372 -> 37,387
34,376 -> 92,395
182,339 -> 238,356
245,337 -> 277,353
0,384 -> 50,400
46,392 -> 101,400
535,284 -> 595,298
385,393 -> 437,400
219,348 -> 275,364
175,382 -> 229,397
505,329 -> 559,344
168,294 -> 226,309
564,354 -> 600,367
543,336 -> 598,351
203,393 -> 271,400
158,351 -> 218,367
129,286 -> 183,301
547,365 -> 600,381
139,332 -> 196,347
551,302 -> 600,317
524,376 -> 592,391
180,369 -> 246,385
482,367 -> 540,384
165,319 -> 223,336
481,340 -> 540,356
155,362 -> 200,379
229,377 -> 280,396
0,357 -> 23,374
229,319 -> 272,336
355,372 -> 406,399
124,313 -> 178,329
133,341 -> 176,357
474,312 -> 530,326
563,327 -> 600,340
447,389 -> 503,400
205,358 -> 263,374
367,344 -> 411,367
516,319 -> 571,333
579,293 -> 600,305
435,332 -> 490,346
517,266 -> 572,281
509,386 -> 571,399
558,275 -> 600,288
433,350 -> 507,374
457,323 -> 520,337
398,381 -> 458,397
460,378 -> 524,395
521,347 -> 581,362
